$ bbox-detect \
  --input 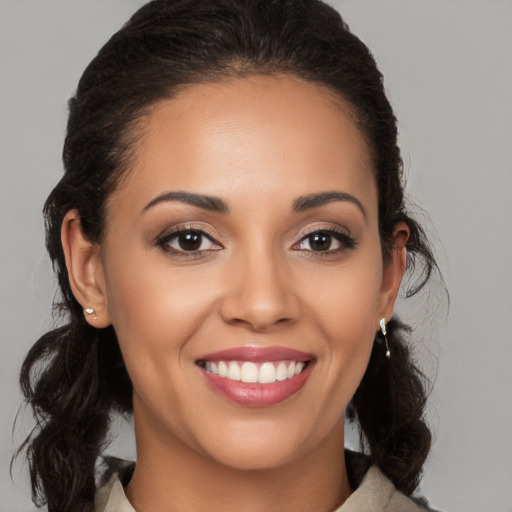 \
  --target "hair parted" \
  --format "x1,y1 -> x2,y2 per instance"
17,1 -> 440,510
